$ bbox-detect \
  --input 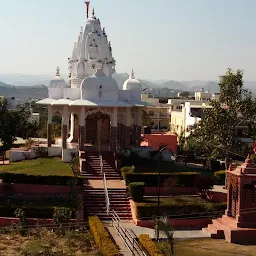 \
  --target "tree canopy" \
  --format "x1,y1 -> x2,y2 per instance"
186,68 -> 256,158
0,99 -> 39,151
